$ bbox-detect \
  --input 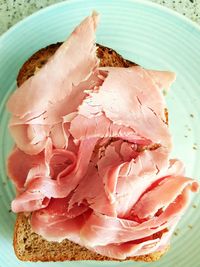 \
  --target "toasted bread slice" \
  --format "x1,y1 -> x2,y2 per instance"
14,43 -> 168,262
